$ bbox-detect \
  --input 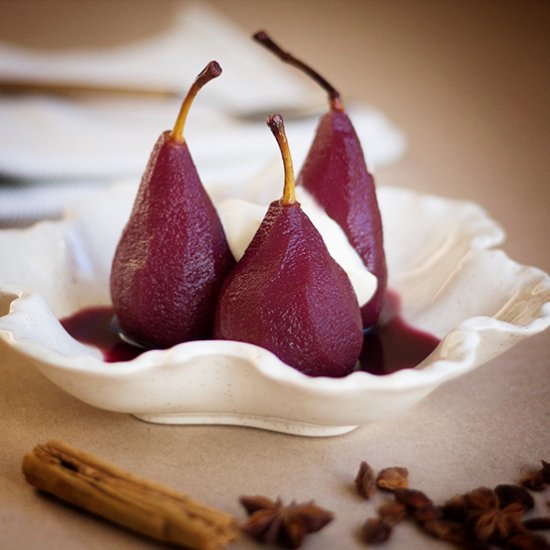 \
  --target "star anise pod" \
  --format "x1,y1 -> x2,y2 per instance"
378,501 -> 407,527
495,485 -> 535,511
474,502 -> 526,542
522,472 -> 547,492
355,460 -> 376,499
464,487 -> 499,517
376,467 -> 409,491
239,495 -> 334,549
